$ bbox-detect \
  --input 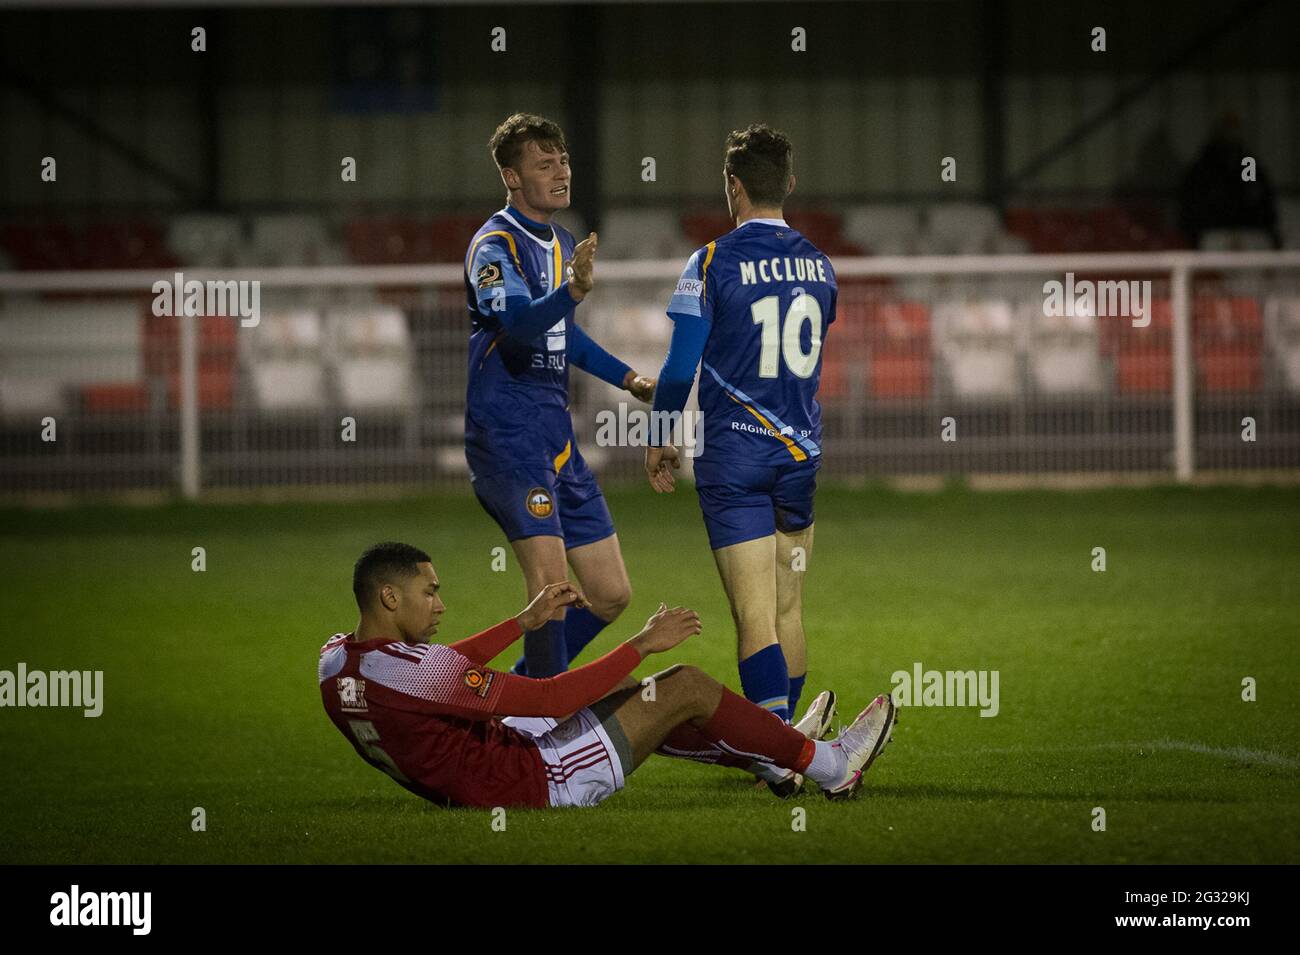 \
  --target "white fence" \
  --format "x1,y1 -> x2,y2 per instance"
2,251 -> 1299,499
